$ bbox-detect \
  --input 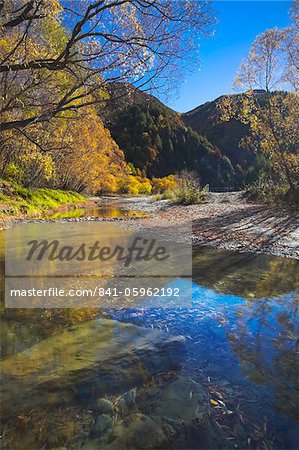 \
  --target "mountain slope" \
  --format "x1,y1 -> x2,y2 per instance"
105,85 -> 237,188
181,95 -> 256,176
